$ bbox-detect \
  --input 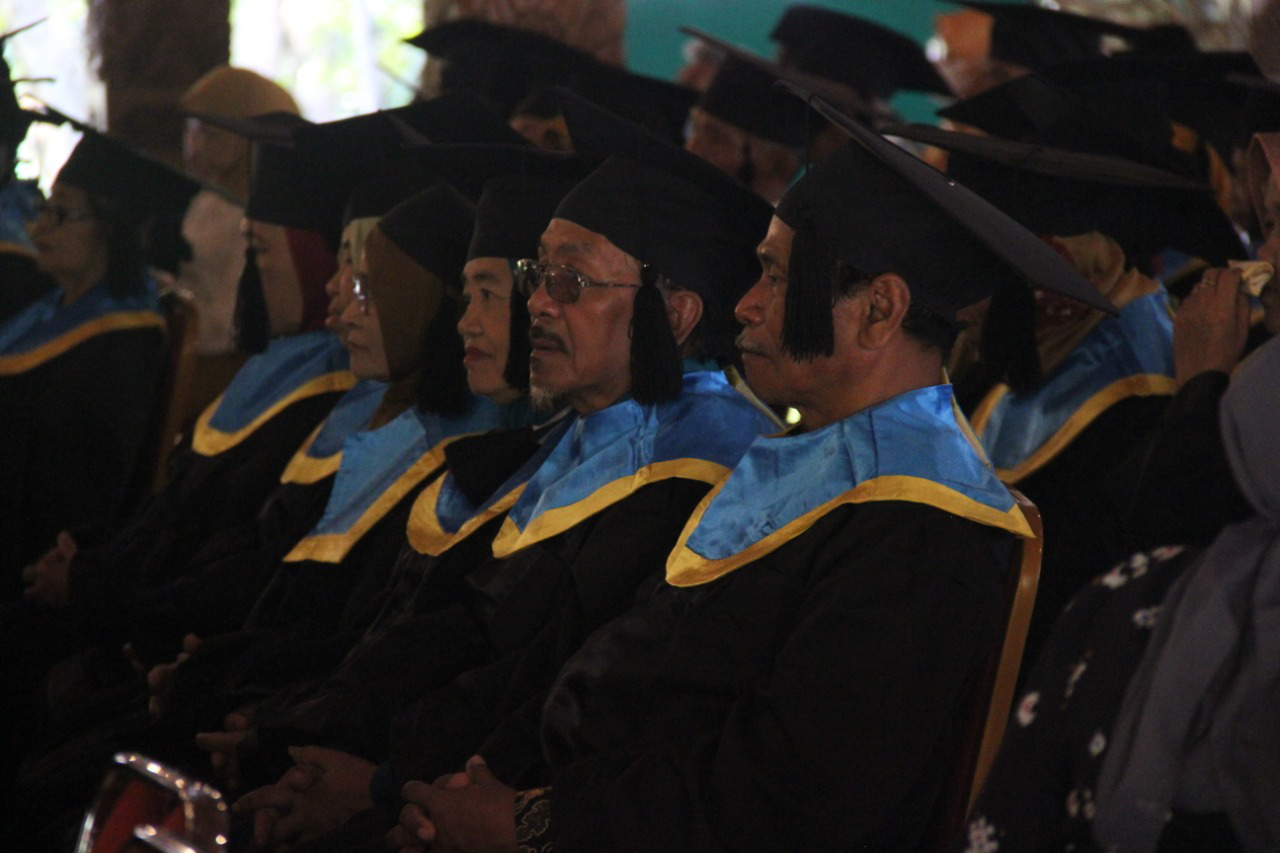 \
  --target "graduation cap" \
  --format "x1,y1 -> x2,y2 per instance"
407,18 -> 697,145
769,5 -> 950,99
884,121 -> 1244,265
552,87 -> 774,403
773,81 -> 1112,359
1037,51 -> 1262,159
1226,74 -> 1280,149
939,73 -> 1194,177
693,53 -> 809,149
376,182 -> 475,286
939,1 -> 1176,71
181,109 -> 308,147
51,123 -> 202,274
